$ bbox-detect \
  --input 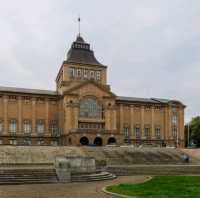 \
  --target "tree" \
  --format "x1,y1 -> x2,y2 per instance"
189,116 -> 200,147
